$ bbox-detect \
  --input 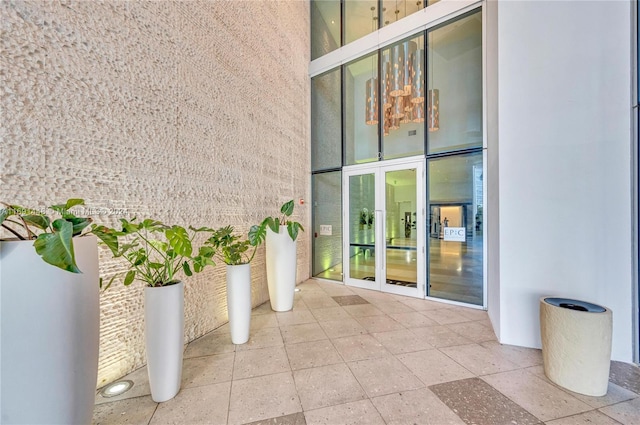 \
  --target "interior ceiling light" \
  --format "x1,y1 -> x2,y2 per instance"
402,42 -> 417,96
389,43 -> 405,97
365,77 -> 379,125
411,49 -> 425,103
366,0 -> 437,135
427,89 -> 439,131
413,102 -> 425,123
391,96 -> 405,119
100,380 -> 133,398
427,30 -> 440,132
